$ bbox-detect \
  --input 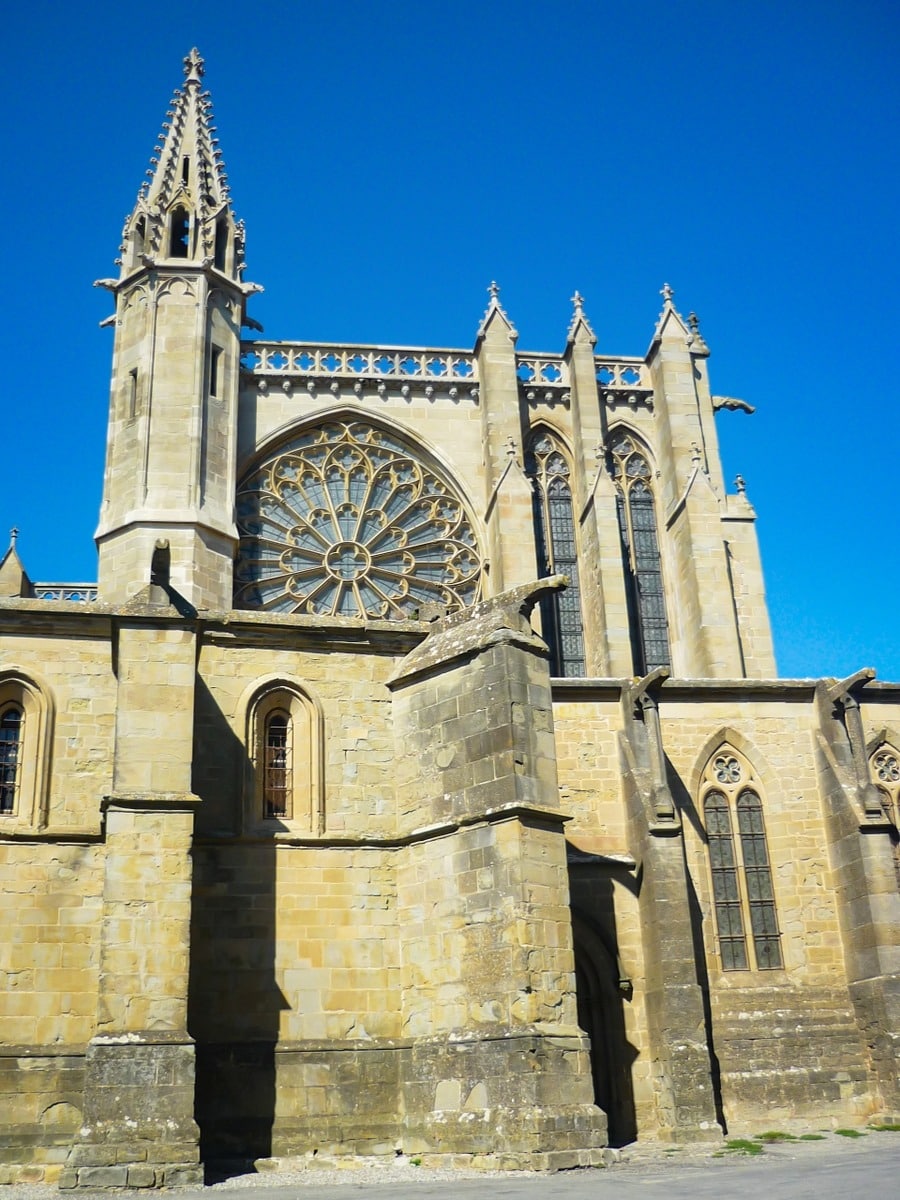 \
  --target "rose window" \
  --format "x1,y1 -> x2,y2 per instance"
234,421 -> 482,618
